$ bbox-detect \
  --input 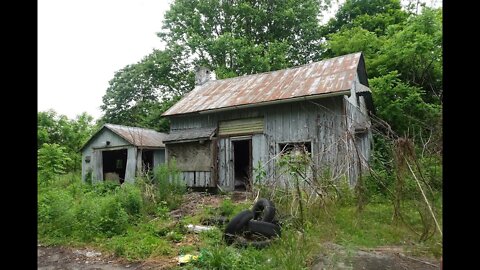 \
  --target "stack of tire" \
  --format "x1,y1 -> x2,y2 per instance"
224,198 -> 281,248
